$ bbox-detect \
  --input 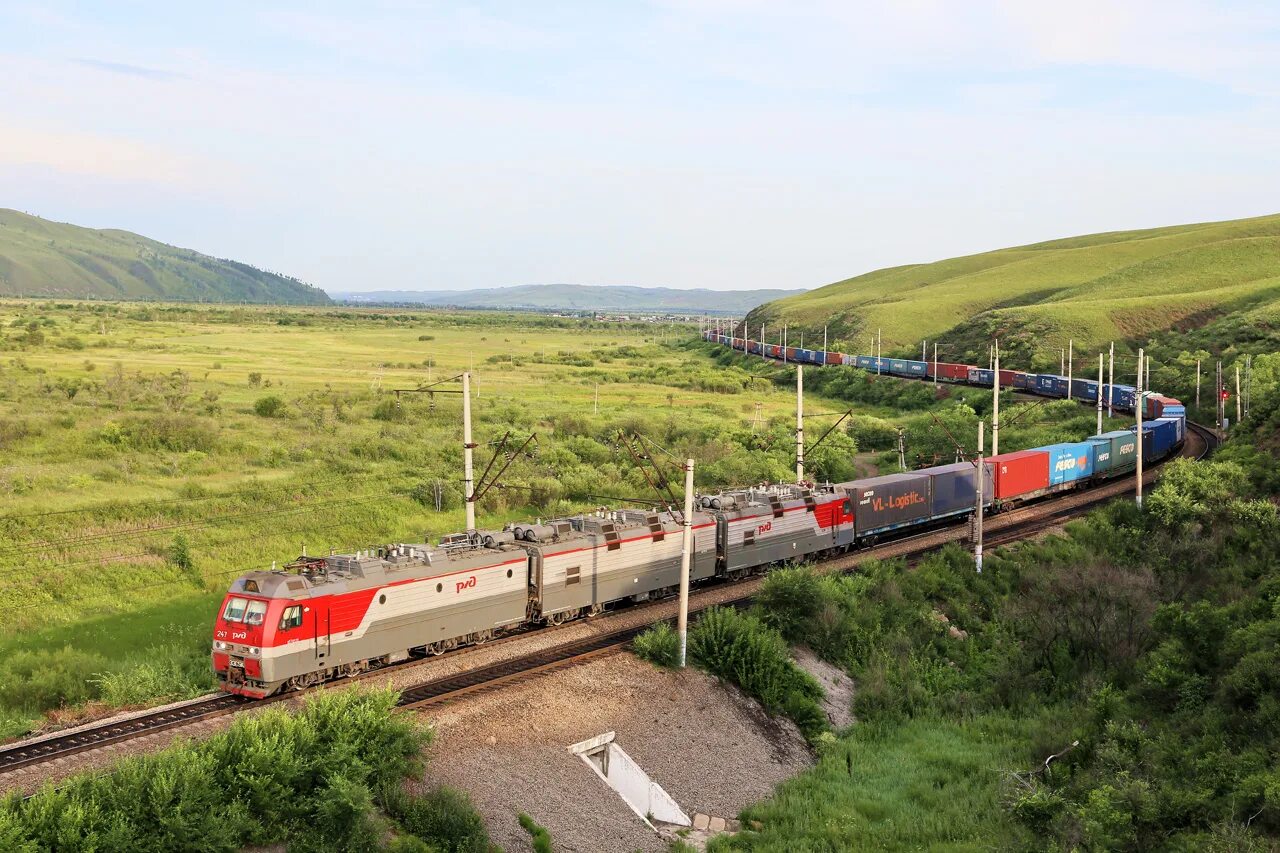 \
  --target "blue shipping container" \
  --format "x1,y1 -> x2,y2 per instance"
1035,375 -> 1070,397
1070,379 -> 1099,402
968,368 -> 994,385
1041,442 -> 1095,485
928,461 -> 995,517
1156,416 -> 1184,444
1012,372 -> 1033,390
891,359 -> 928,377
1105,384 -> 1137,411
856,355 -> 890,372
1134,420 -> 1177,462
